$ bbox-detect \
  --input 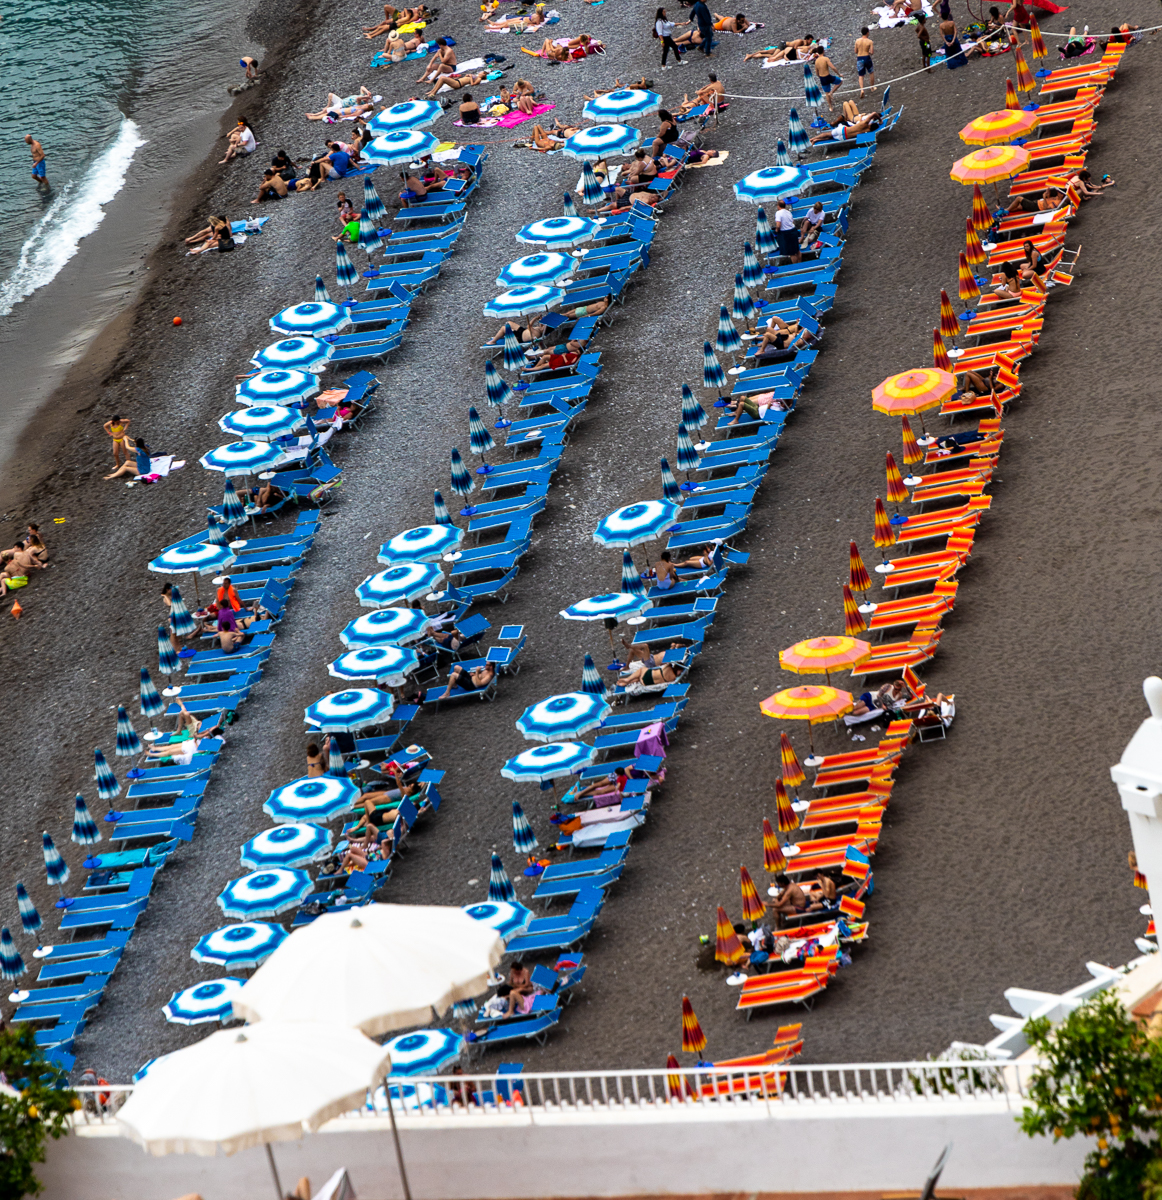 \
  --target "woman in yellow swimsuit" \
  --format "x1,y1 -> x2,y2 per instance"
102,414 -> 130,466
